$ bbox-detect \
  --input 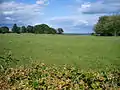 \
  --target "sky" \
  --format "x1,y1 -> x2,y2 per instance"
0,0 -> 120,33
